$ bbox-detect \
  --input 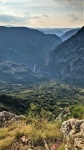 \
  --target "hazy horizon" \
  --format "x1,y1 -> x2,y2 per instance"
0,25 -> 82,29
